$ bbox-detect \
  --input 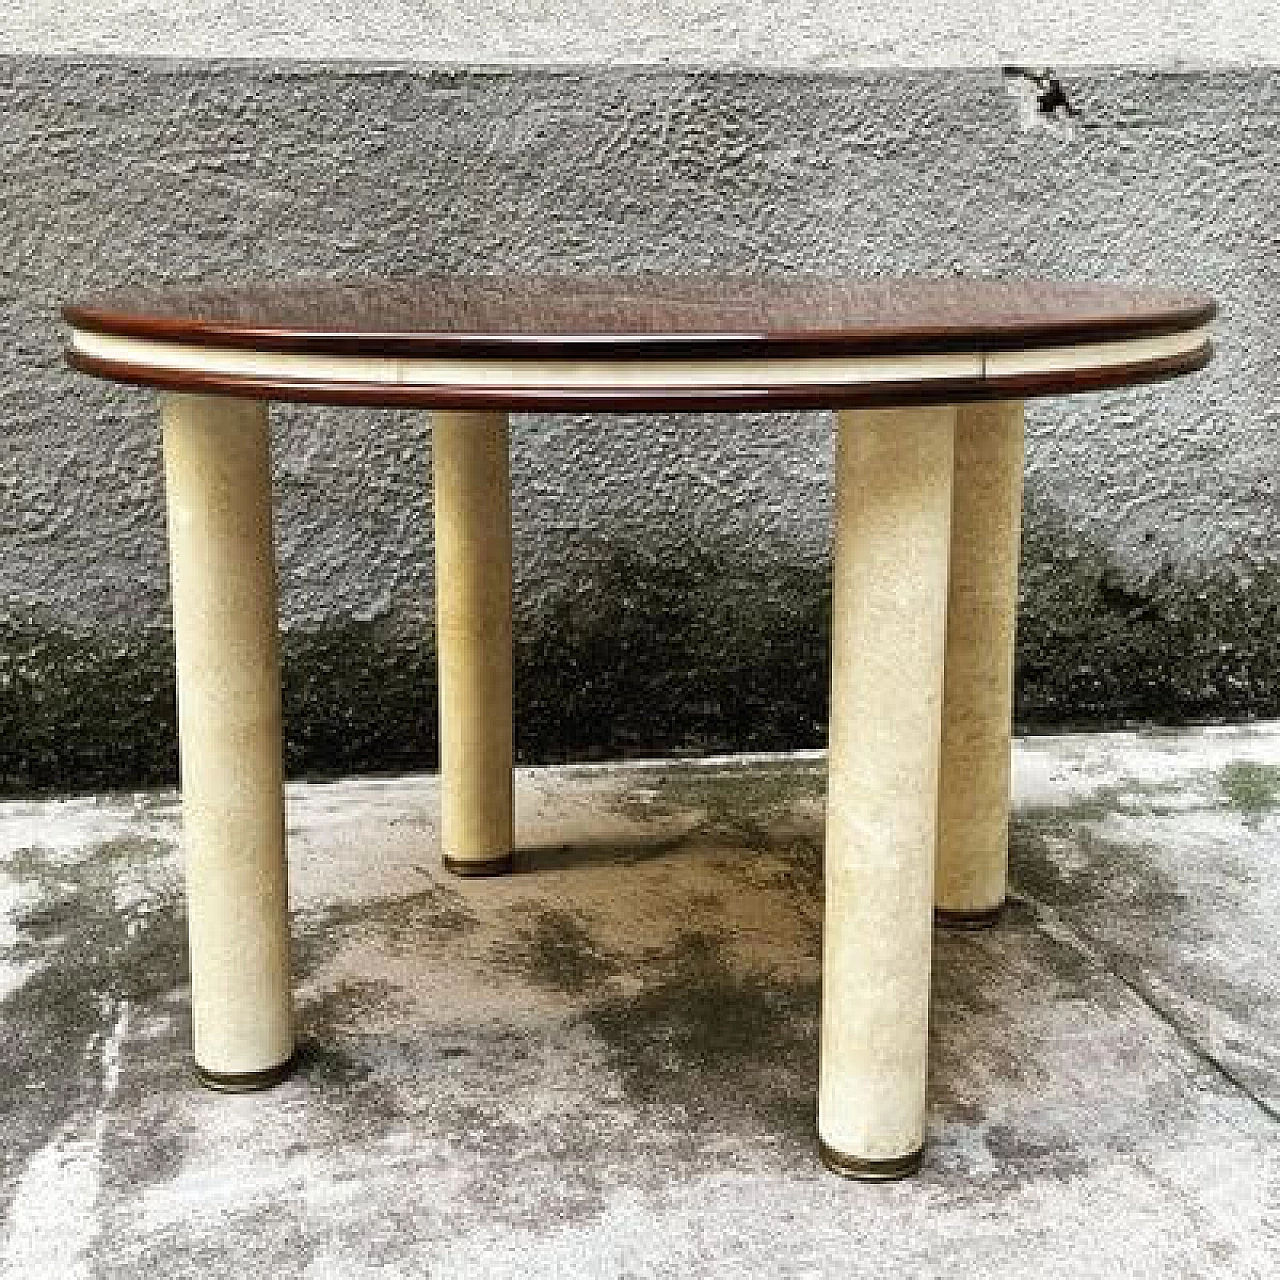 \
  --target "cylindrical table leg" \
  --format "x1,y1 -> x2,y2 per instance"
818,406 -> 955,1179
431,410 -> 514,877
935,401 -> 1025,928
161,392 -> 293,1089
